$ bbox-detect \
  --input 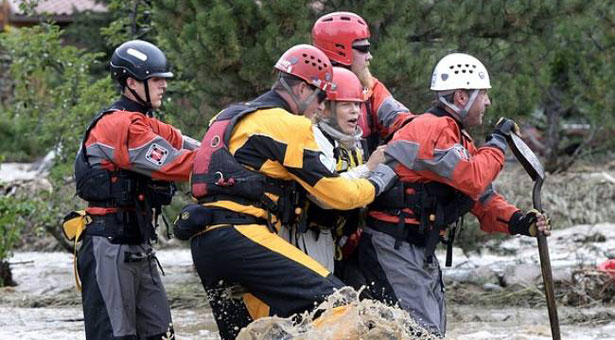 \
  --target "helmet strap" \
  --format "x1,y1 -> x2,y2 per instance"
279,76 -> 320,114
437,89 -> 479,121
325,101 -> 343,131
126,79 -> 153,110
